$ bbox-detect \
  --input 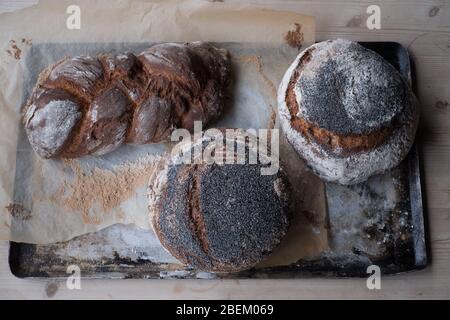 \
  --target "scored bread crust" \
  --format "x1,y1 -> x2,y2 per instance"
278,39 -> 420,185
23,42 -> 230,159
147,135 -> 290,273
